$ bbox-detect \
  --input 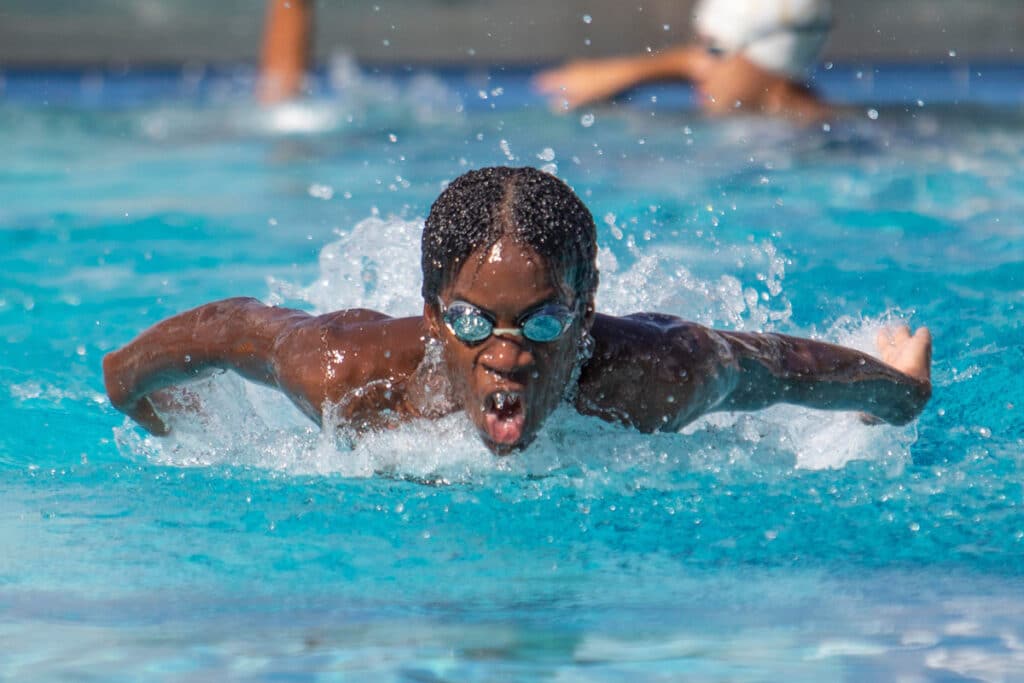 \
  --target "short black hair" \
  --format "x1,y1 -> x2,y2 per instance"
421,167 -> 598,309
